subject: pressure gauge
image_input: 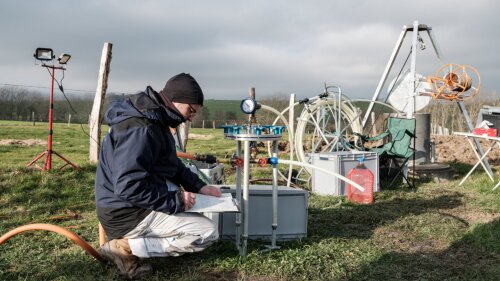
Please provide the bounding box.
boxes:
[240,98,258,114]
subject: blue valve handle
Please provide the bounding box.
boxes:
[268,157,279,165]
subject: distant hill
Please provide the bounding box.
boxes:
[202,99,247,120]
[203,99,241,115]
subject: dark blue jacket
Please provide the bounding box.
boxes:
[95,87,206,238]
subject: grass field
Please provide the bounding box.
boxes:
[0,120,498,281]
[204,100,241,115]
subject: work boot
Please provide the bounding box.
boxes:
[99,238,152,279]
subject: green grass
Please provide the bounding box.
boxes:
[0,120,499,280]
[204,100,241,114]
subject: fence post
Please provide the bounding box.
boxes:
[89,42,113,163]
[68,114,71,126]
[177,122,189,151]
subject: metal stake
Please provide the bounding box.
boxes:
[242,140,250,256]
[266,140,280,250]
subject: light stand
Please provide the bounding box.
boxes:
[27,48,79,171]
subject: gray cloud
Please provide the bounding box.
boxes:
[0,0,498,101]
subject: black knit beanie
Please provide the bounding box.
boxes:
[158,73,204,106]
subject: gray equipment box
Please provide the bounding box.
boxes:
[210,185,308,241]
[310,151,379,196]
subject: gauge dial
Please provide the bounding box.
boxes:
[240,98,257,114]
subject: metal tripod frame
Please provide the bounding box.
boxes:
[362,20,493,176]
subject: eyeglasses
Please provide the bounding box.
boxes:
[188,104,197,114]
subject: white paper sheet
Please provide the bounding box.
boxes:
[185,193,239,213]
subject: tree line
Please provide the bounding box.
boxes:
[0,86,121,123]
[3,86,497,130]
[0,86,248,124]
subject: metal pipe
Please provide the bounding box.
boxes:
[235,141,242,251]
[338,87,342,149]
[362,28,408,127]
[426,28,443,60]
[287,94,295,188]
[46,66,55,170]
[242,140,250,256]
[407,20,419,119]
[415,113,431,164]
[271,140,279,249]
[430,139,436,163]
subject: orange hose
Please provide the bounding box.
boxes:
[176,151,196,160]
[0,223,105,262]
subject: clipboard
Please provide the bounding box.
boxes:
[185,193,240,213]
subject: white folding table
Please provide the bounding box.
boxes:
[453,132,500,190]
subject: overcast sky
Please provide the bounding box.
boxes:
[1,0,498,101]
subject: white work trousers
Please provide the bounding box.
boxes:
[125,211,219,258]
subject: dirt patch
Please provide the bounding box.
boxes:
[189,133,214,140]
[433,135,500,165]
[438,206,499,225]
[375,228,450,254]
[0,139,46,146]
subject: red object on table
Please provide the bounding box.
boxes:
[473,128,498,137]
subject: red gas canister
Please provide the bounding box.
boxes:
[347,157,374,204]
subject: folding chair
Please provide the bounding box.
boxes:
[359,117,416,188]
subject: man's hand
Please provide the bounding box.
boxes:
[182,191,196,210]
[199,185,221,197]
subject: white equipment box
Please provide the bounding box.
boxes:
[192,161,225,184]
[207,185,308,241]
[310,151,379,196]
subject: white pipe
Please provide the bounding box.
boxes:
[260,104,289,128]
[278,159,365,192]
[287,94,295,188]
[242,140,250,256]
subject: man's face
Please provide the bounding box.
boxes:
[173,102,200,122]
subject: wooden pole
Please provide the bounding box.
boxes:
[89,42,113,162]
[249,87,256,124]
[176,122,190,151]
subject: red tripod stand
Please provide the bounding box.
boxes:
[27,64,79,171]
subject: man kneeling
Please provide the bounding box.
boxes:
[95,73,221,279]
